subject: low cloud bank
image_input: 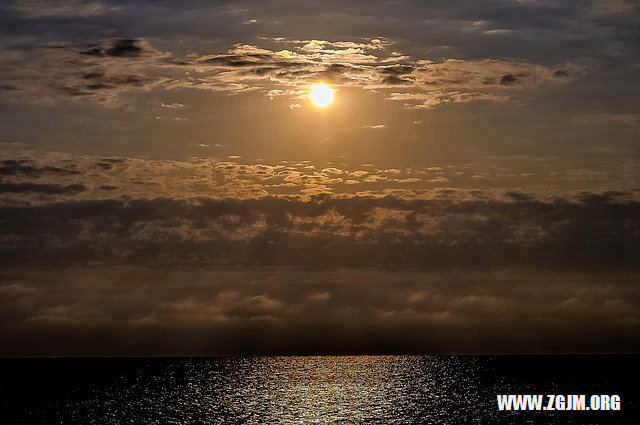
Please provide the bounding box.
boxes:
[1,268,638,355]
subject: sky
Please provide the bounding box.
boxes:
[0,0,639,356]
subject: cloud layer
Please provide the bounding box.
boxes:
[0,152,638,272]
[1,267,638,355]
[0,37,575,107]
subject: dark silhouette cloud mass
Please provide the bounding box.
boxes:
[0,192,639,270]
[0,182,86,195]
[1,267,638,356]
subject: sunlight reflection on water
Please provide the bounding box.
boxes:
[1,355,635,424]
[150,356,486,424]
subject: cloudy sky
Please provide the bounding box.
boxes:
[1,0,639,355]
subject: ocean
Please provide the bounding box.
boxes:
[0,355,637,424]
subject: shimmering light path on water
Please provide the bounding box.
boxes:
[0,356,637,424]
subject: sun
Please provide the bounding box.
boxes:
[309,83,335,108]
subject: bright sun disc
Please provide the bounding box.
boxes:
[309,83,335,108]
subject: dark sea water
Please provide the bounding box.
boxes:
[0,355,637,424]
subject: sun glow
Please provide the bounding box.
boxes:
[309,83,335,108]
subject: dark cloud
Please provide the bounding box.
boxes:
[0,160,80,177]
[552,69,570,78]
[81,38,146,58]
[5,0,109,19]
[0,37,164,104]
[0,182,86,195]
[379,65,415,75]
[380,75,413,85]
[96,162,113,170]
[504,191,532,202]
[0,267,638,355]
[576,190,628,204]
[105,38,144,57]
[499,73,517,85]
[82,71,105,79]
[0,194,638,270]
